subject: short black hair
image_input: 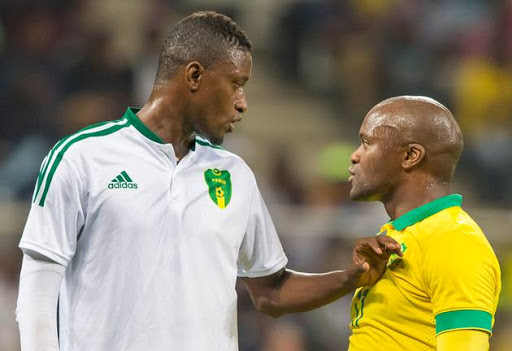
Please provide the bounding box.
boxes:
[154,11,253,85]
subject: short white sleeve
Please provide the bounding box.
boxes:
[19,155,85,266]
[237,183,287,278]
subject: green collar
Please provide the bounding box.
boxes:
[124,107,164,144]
[195,134,223,150]
[124,107,225,151]
[391,194,463,231]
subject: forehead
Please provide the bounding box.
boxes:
[361,107,393,134]
[214,50,252,78]
[360,106,404,141]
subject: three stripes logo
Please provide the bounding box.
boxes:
[108,170,138,189]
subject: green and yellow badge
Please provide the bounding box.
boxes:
[387,242,407,268]
[204,168,232,209]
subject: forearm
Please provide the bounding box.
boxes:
[243,236,401,318]
[437,330,489,351]
[16,252,65,351]
[247,269,357,317]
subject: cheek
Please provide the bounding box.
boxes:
[212,90,235,115]
[362,150,397,181]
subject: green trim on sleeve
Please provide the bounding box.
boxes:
[391,194,463,231]
[435,310,493,335]
[125,107,164,144]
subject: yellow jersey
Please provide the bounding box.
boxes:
[348,194,501,351]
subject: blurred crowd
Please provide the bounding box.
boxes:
[274,0,512,207]
[1,0,512,350]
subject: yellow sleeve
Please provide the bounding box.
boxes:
[437,330,489,351]
[423,229,500,336]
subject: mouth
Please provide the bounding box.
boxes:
[348,168,355,182]
[227,116,242,133]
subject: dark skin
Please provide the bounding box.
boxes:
[137,49,251,160]
[349,98,491,349]
[242,236,402,317]
[134,50,402,317]
[349,95,464,220]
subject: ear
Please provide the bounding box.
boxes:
[402,143,426,170]
[184,61,204,92]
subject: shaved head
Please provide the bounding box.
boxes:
[363,96,463,180]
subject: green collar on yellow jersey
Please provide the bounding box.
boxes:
[391,194,463,231]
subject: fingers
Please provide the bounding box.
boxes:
[356,236,402,258]
[376,236,403,257]
[365,238,385,256]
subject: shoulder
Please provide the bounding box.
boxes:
[420,207,499,278]
[416,206,499,277]
[417,206,491,250]
[33,119,130,206]
[48,118,130,164]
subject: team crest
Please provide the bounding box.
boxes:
[387,242,408,268]
[204,168,232,209]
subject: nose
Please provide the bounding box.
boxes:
[234,94,247,114]
[351,145,362,165]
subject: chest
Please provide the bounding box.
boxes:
[79,148,251,250]
[351,234,433,327]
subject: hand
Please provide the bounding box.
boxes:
[347,235,402,287]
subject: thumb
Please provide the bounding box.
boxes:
[361,262,370,273]
[353,262,370,275]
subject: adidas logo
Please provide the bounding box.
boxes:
[108,171,138,189]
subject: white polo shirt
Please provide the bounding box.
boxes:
[20,107,288,351]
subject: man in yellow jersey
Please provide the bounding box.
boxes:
[347,96,501,351]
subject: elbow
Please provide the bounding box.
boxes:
[253,297,285,318]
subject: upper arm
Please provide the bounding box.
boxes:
[237,181,287,278]
[423,229,501,337]
[241,268,288,296]
[19,149,85,266]
[437,329,489,351]
[241,268,289,316]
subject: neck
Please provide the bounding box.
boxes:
[383,177,452,220]
[136,91,195,160]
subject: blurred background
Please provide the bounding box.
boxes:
[1,0,512,350]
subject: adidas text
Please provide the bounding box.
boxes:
[108,182,138,189]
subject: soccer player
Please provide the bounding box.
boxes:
[16,11,401,351]
[347,96,501,351]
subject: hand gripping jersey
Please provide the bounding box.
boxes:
[348,195,501,351]
[20,107,288,351]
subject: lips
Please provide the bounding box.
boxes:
[348,168,355,182]
[228,117,242,133]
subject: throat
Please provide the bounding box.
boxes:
[174,138,196,162]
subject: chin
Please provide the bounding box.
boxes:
[210,135,225,145]
[349,186,374,202]
[349,191,362,201]
[200,132,224,146]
